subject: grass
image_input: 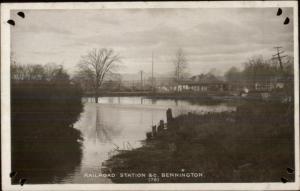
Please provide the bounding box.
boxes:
[104,101,294,183]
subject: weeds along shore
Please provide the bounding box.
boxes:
[103,101,294,183]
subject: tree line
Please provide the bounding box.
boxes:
[11,62,70,83]
[11,59,84,183]
[11,48,294,98]
[224,55,294,94]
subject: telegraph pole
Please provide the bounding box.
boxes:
[140,70,143,91]
[151,52,154,92]
[272,46,291,103]
[272,46,287,71]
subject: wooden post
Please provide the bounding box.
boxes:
[157,120,164,132]
[146,132,152,140]
[166,108,173,123]
[160,120,164,127]
[152,125,157,137]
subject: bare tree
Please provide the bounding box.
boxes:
[11,62,71,83]
[76,48,121,103]
[173,48,188,92]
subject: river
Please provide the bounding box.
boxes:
[61,97,235,183]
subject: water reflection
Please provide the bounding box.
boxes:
[95,107,112,143]
[62,97,235,183]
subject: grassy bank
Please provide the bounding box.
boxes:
[104,101,294,183]
[11,81,84,184]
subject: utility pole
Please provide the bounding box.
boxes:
[272,46,290,102]
[152,52,154,92]
[177,61,180,93]
[272,46,287,71]
[140,70,143,91]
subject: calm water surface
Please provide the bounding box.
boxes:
[61,97,235,183]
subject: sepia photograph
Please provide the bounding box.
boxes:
[1,1,299,190]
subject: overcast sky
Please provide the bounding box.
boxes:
[11,8,294,75]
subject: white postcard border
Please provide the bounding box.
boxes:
[1,1,299,191]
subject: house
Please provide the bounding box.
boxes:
[253,76,288,92]
[177,74,227,92]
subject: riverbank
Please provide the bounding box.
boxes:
[11,81,84,184]
[84,90,290,104]
[85,91,228,98]
[103,101,294,183]
[84,92,235,106]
